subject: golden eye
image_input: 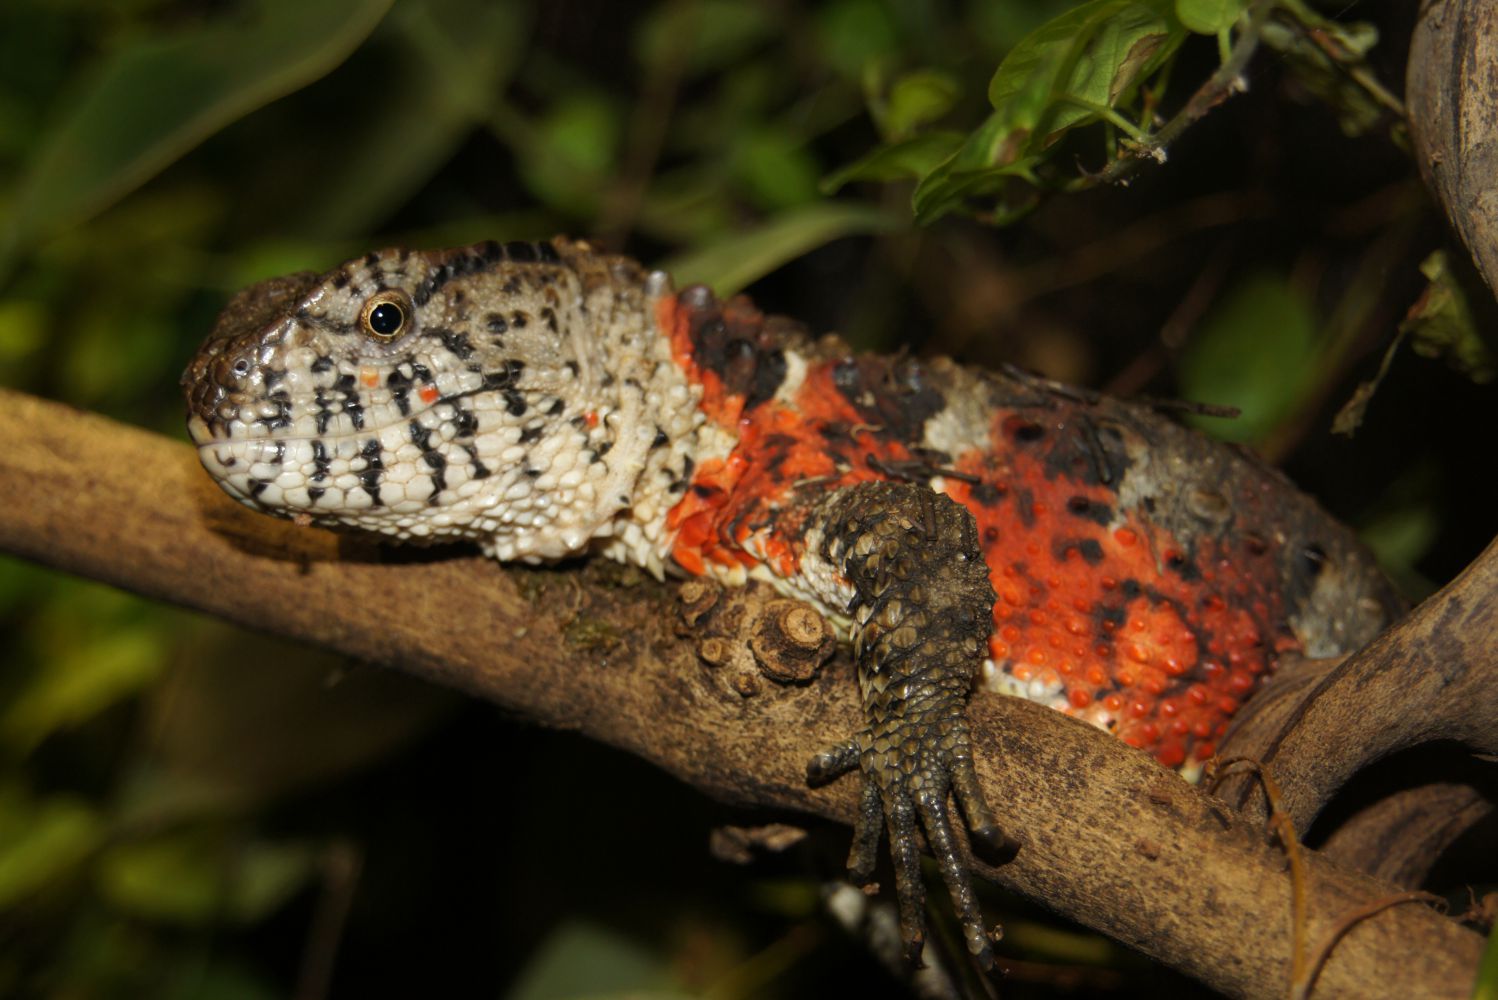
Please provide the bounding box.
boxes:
[360,291,411,342]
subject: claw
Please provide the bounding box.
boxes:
[917,786,997,969]
[805,482,1010,972]
[952,753,1020,864]
[847,775,884,884]
[884,795,927,963]
[807,737,860,785]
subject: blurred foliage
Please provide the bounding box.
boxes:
[0,0,1493,997]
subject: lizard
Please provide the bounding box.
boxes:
[181,237,1403,969]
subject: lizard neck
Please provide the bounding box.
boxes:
[481,253,728,574]
[560,286,732,577]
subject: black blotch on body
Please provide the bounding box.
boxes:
[387,368,412,416]
[1165,550,1201,582]
[453,408,479,438]
[673,290,798,418]
[357,438,384,505]
[830,355,947,445]
[422,447,448,499]
[1065,494,1113,526]
[330,373,365,430]
[314,389,333,435]
[414,245,521,306]
[311,440,330,483]
[1094,602,1128,639]
[461,444,491,479]
[969,481,1006,507]
[434,327,474,361]
[1056,537,1105,565]
[343,396,364,431]
[482,360,525,390]
[1014,488,1036,528]
[1010,420,1046,443]
[1041,415,1131,488]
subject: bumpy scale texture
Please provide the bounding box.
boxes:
[184,238,1403,967]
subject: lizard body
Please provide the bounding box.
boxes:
[183,237,1402,967]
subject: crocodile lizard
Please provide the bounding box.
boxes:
[182,237,1402,968]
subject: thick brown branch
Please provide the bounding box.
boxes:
[0,387,1483,999]
[1216,535,1498,828]
[1409,0,1498,294]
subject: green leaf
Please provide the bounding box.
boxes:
[506,921,679,1000]
[520,94,623,217]
[911,111,1041,223]
[1177,272,1321,443]
[97,830,314,925]
[634,0,776,76]
[1,622,165,751]
[816,0,900,80]
[822,131,966,193]
[659,203,904,296]
[1400,250,1495,383]
[1,0,394,266]
[987,0,1180,143]
[1359,503,1437,586]
[1260,13,1385,137]
[0,298,46,385]
[1474,921,1498,1000]
[733,127,824,209]
[906,0,1187,223]
[0,785,103,908]
[298,0,527,239]
[882,70,962,138]
[1175,0,1248,35]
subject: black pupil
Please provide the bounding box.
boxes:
[369,302,404,336]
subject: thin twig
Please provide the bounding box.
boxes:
[1091,0,1275,188]
[1209,757,1310,995]
[1295,892,1447,1000]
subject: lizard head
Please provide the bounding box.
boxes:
[182,238,675,560]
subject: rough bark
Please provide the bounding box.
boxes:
[0,387,1484,999]
[1408,0,1498,293]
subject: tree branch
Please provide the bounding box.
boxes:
[1408,0,1498,294]
[0,387,1483,999]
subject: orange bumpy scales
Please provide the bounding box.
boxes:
[655,285,1397,774]
[183,237,1402,967]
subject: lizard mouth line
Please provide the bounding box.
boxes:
[191,384,524,452]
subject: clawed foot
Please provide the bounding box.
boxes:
[808,726,1019,970]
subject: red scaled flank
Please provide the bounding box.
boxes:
[657,290,1308,769]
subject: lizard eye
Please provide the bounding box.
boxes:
[360,291,412,342]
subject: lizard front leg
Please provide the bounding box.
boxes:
[805,481,1017,969]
